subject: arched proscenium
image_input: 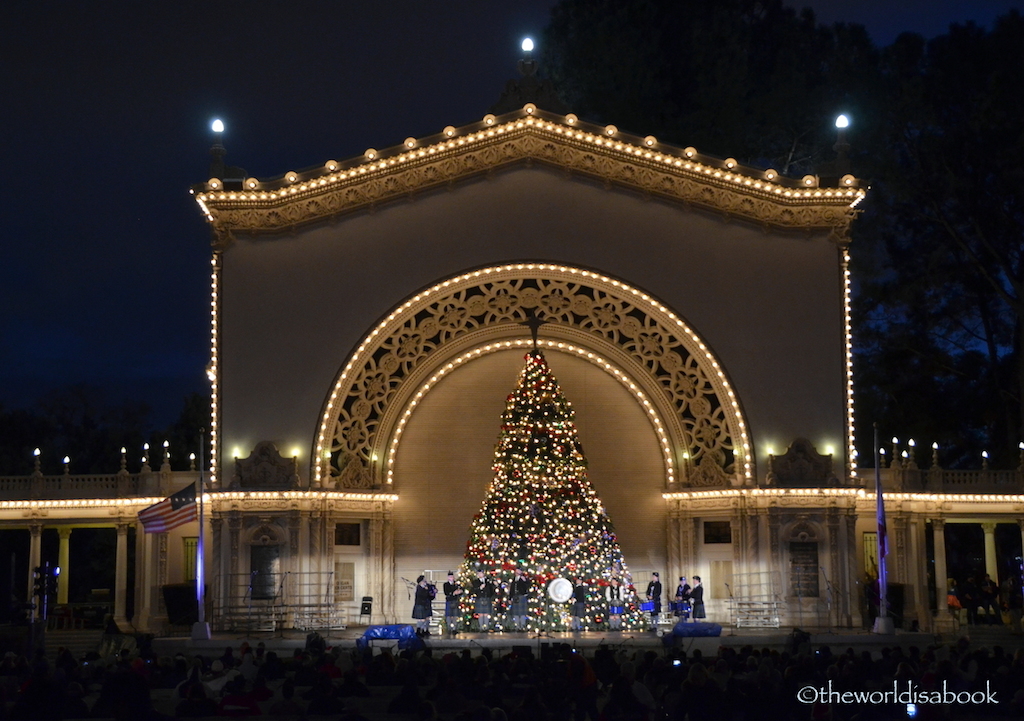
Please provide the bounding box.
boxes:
[384,338,675,486]
[314,264,752,488]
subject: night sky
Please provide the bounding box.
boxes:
[2,1,1020,428]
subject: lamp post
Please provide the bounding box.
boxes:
[834,114,851,176]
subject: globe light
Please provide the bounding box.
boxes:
[211,118,225,133]
[521,37,534,53]
[835,114,850,129]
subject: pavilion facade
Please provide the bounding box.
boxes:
[3,104,1023,634]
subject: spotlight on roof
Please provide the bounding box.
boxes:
[521,37,534,53]
[835,114,850,129]
[211,118,225,133]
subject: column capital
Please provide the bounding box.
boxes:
[58,527,73,540]
[29,522,43,537]
[932,518,946,532]
[116,521,130,535]
[981,522,997,534]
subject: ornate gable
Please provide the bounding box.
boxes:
[765,438,839,488]
[231,441,300,490]
[194,106,865,244]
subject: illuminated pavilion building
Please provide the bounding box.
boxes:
[4,67,1024,636]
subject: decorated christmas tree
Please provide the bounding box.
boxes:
[458,348,643,631]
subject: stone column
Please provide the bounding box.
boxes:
[679,515,696,576]
[382,510,395,622]
[827,509,841,627]
[134,524,157,633]
[893,516,909,584]
[27,523,42,607]
[368,516,384,624]
[932,519,947,612]
[768,508,782,584]
[57,527,72,604]
[981,522,998,582]
[845,512,859,627]
[666,508,680,585]
[114,522,130,627]
[1019,519,1024,574]
[211,516,223,613]
[745,513,759,579]
[910,519,932,632]
[730,517,743,576]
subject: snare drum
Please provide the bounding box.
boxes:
[640,601,656,612]
[610,606,625,615]
[670,601,690,613]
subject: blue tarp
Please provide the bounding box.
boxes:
[357,624,424,650]
[671,621,723,637]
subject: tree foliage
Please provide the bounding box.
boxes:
[544,1,1024,467]
[0,389,210,475]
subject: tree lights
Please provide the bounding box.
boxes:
[457,350,643,632]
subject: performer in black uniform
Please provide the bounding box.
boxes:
[690,575,706,620]
[674,576,692,621]
[510,568,530,631]
[442,571,463,635]
[472,570,497,631]
[606,576,626,630]
[571,579,587,631]
[412,575,435,635]
[646,572,662,629]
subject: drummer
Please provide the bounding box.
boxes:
[674,576,692,622]
[645,572,662,629]
[606,576,626,630]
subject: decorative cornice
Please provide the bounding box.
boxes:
[193,106,865,241]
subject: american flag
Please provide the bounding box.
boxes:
[139,483,197,533]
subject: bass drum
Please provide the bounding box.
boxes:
[548,577,574,603]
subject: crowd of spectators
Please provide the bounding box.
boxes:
[1,631,1024,721]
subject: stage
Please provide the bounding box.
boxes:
[150,623,955,660]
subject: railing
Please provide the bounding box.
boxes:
[0,470,197,500]
[213,571,346,633]
[858,466,1024,494]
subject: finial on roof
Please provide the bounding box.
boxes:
[490,38,569,115]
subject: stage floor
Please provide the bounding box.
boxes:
[151,624,963,659]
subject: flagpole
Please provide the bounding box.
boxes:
[873,422,893,634]
[191,429,211,640]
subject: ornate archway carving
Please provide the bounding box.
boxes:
[314,264,753,488]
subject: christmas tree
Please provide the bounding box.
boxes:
[457,349,643,631]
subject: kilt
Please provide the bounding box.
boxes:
[511,595,529,616]
[572,601,586,617]
[445,598,460,617]
[412,602,432,620]
[692,602,706,619]
[475,597,494,615]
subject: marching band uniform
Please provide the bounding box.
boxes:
[443,571,463,634]
[646,572,662,628]
[472,571,497,631]
[412,575,435,635]
[606,578,626,630]
[571,581,587,631]
[675,577,692,621]
[690,576,706,620]
[510,570,531,631]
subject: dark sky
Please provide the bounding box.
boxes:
[2,1,1020,427]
